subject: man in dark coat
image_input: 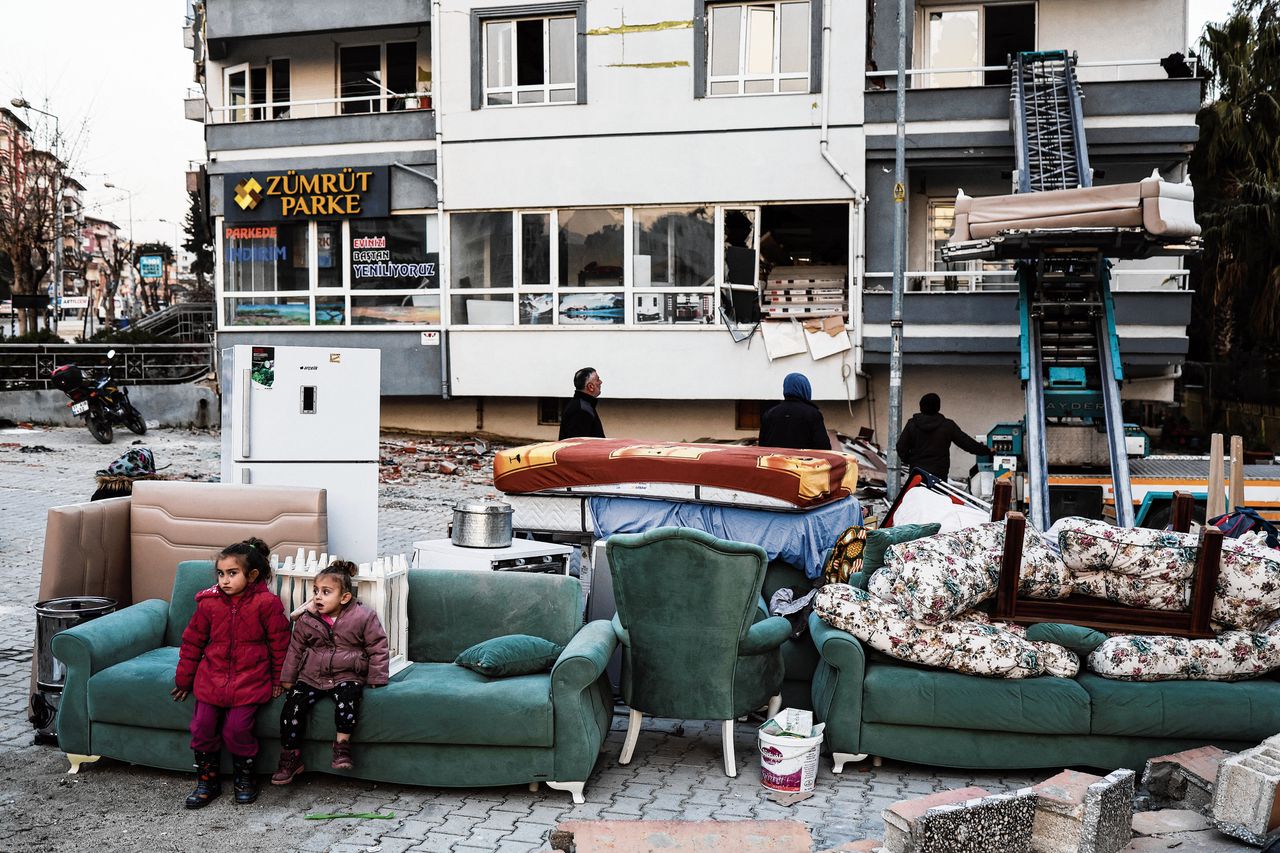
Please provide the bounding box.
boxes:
[896,393,992,478]
[558,367,605,439]
[759,373,831,451]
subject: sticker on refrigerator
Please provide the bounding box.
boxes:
[251,346,275,389]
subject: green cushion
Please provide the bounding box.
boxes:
[455,634,564,677]
[88,647,192,730]
[865,524,942,573]
[762,560,810,602]
[1080,672,1280,741]
[1026,623,1108,656]
[861,661,1092,735]
[166,561,217,647]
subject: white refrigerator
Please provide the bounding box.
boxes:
[221,344,380,562]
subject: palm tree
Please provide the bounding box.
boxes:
[1189,0,1280,359]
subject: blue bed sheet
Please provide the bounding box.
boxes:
[589,495,862,579]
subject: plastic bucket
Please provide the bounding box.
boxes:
[34,597,116,690]
[758,728,824,793]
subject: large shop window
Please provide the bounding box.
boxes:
[706,1,811,96]
[221,215,440,328]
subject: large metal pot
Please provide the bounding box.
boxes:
[452,499,514,548]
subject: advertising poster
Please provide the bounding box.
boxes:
[251,346,275,389]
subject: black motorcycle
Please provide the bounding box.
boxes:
[49,350,147,444]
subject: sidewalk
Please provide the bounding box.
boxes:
[0,427,1050,852]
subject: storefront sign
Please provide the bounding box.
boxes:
[224,166,390,222]
[140,255,163,280]
[349,230,438,288]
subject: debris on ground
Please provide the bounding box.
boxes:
[377,433,507,487]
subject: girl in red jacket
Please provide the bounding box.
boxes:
[171,538,290,809]
[271,560,389,785]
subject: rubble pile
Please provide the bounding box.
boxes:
[378,433,507,487]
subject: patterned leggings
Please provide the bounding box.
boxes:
[279,681,364,750]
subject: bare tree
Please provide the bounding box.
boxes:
[94,232,129,330]
[0,102,82,335]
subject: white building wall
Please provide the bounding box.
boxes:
[1038,0,1188,82]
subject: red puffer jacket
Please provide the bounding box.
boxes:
[174,581,291,707]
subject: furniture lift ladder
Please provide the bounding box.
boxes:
[1012,51,1133,529]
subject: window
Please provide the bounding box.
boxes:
[558,208,623,287]
[340,41,420,114]
[223,60,290,122]
[537,398,563,425]
[927,199,1014,290]
[221,215,441,328]
[706,1,811,96]
[483,16,576,105]
[471,3,584,109]
[920,3,1035,88]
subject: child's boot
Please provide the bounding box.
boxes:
[232,755,259,805]
[271,748,304,785]
[184,750,222,809]
[331,740,354,770]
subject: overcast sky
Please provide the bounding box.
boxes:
[0,0,1239,249]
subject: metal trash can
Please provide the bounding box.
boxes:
[31,596,116,742]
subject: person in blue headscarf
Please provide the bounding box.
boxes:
[759,372,831,451]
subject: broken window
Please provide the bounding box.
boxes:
[919,2,1036,88]
[707,1,811,96]
[484,15,577,106]
[340,42,420,114]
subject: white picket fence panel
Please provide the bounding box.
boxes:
[271,549,411,676]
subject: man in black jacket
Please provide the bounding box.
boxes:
[896,393,992,479]
[558,367,605,439]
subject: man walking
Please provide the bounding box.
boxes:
[559,367,605,439]
[896,393,991,479]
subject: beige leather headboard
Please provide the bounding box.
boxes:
[130,481,327,603]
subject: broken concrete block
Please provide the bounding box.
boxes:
[1031,769,1134,853]
[883,787,990,853]
[885,787,1036,853]
[1142,746,1232,814]
[1211,734,1280,846]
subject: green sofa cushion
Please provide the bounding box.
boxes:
[781,633,820,683]
[862,661,1092,735]
[166,561,216,647]
[89,652,555,748]
[1026,623,1108,657]
[455,635,564,677]
[865,524,941,573]
[1080,672,1280,741]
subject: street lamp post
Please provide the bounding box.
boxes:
[10,98,60,333]
[103,181,134,321]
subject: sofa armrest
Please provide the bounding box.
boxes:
[611,613,630,648]
[551,619,618,784]
[808,611,868,756]
[51,599,168,756]
[742,616,792,655]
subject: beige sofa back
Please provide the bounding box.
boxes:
[129,481,328,603]
[38,481,327,608]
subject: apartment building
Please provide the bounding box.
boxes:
[192,0,1195,454]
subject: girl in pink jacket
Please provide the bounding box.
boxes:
[271,560,389,784]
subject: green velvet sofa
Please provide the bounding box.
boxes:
[810,572,1280,774]
[53,562,616,803]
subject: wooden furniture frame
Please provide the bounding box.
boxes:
[993,490,1223,639]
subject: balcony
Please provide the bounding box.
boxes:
[205,92,436,151]
[859,270,1191,375]
[205,0,429,55]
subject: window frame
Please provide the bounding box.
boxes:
[222,59,290,123]
[915,1,1038,89]
[470,2,587,110]
[695,0,822,98]
[338,40,422,114]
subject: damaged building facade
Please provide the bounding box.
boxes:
[192,0,1194,463]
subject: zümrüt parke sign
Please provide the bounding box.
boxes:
[224,167,390,222]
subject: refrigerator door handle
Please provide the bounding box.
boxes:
[240,466,251,484]
[241,369,252,459]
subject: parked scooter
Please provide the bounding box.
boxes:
[49,350,146,444]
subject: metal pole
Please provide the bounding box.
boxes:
[886,0,909,498]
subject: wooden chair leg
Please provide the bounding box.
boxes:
[619,709,642,765]
[722,720,737,777]
[766,694,782,719]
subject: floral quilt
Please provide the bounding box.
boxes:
[814,583,1079,679]
[1088,617,1280,681]
[1215,538,1280,630]
[1058,518,1197,612]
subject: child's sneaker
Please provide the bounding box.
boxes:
[331,741,353,770]
[271,748,304,785]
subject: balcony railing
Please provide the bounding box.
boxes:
[863,269,1189,293]
[866,57,1198,89]
[204,91,433,125]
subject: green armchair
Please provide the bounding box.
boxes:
[606,527,790,776]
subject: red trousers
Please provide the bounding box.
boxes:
[189,701,260,757]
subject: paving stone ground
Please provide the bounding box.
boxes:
[0,426,1127,852]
